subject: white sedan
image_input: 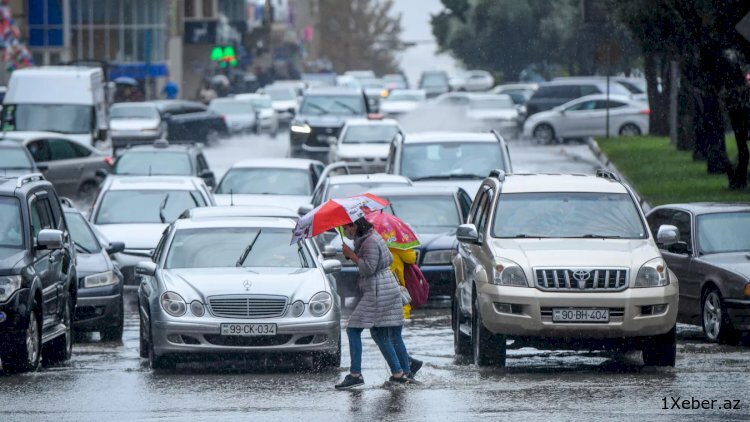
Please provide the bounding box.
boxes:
[523,94,650,143]
[328,118,401,172]
[379,89,426,117]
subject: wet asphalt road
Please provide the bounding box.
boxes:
[1,130,749,421]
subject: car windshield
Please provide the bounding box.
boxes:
[343,125,399,144]
[387,93,423,102]
[0,197,23,252]
[165,228,313,269]
[470,98,514,109]
[249,98,273,109]
[492,192,647,239]
[385,195,459,233]
[421,74,448,87]
[327,182,406,201]
[65,211,102,253]
[697,212,750,254]
[300,95,365,116]
[401,142,505,181]
[0,148,34,169]
[95,190,204,224]
[2,104,92,134]
[266,88,296,101]
[215,168,312,196]
[110,106,159,119]
[210,101,254,115]
[114,151,192,175]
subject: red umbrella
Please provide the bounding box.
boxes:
[290,193,389,244]
[365,211,421,250]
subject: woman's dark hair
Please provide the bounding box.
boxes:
[354,217,373,237]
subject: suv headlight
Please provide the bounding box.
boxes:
[161,291,187,317]
[0,275,22,302]
[635,258,670,288]
[491,258,529,287]
[309,291,332,317]
[83,271,117,288]
[290,123,311,134]
[422,250,454,265]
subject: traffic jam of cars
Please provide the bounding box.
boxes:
[0,64,747,385]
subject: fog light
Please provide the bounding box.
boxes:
[0,311,6,323]
[652,304,668,315]
[493,302,522,314]
[167,334,183,344]
[312,334,328,344]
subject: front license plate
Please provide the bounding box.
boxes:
[220,323,277,336]
[552,308,609,323]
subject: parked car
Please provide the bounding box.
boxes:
[2,131,112,200]
[523,94,650,143]
[464,70,495,92]
[136,215,342,369]
[234,93,280,136]
[385,131,512,198]
[525,79,631,117]
[328,118,401,172]
[452,171,679,367]
[646,203,750,344]
[382,73,409,90]
[263,86,299,123]
[466,94,520,137]
[208,98,257,134]
[214,158,325,210]
[111,140,216,189]
[379,89,426,117]
[109,102,166,151]
[0,174,76,372]
[62,202,125,341]
[418,71,451,98]
[151,100,228,147]
[553,76,648,103]
[491,83,539,106]
[89,176,215,288]
[0,139,38,177]
[289,87,370,162]
[431,92,473,108]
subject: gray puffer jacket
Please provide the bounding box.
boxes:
[347,229,404,329]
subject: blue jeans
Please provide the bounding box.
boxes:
[346,327,364,374]
[370,326,410,375]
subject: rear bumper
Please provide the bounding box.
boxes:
[724,299,750,331]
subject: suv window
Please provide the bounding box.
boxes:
[30,195,54,245]
[476,189,494,240]
[536,85,580,98]
[0,196,23,250]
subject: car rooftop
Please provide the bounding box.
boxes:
[110,102,157,108]
[304,87,363,96]
[403,132,499,144]
[174,216,296,230]
[182,206,298,220]
[327,173,411,184]
[344,118,399,126]
[653,202,750,214]
[0,131,82,141]
[497,173,629,194]
[106,176,204,190]
[125,143,196,152]
[229,158,320,170]
[369,185,461,196]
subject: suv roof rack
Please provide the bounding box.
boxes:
[596,169,621,182]
[16,173,45,188]
[489,169,506,182]
[490,129,506,143]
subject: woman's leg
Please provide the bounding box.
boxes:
[389,326,411,375]
[346,327,364,375]
[370,326,404,375]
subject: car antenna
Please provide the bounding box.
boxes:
[230,189,234,206]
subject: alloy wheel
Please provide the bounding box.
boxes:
[703,291,722,341]
[26,312,40,364]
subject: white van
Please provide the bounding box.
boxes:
[1,66,110,147]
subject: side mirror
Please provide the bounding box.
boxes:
[97,128,108,141]
[36,163,49,172]
[95,168,109,179]
[37,229,64,250]
[669,241,690,255]
[106,241,125,255]
[298,204,313,217]
[456,224,480,244]
[199,169,215,180]
[656,224,679,247]
[323,245,337,259]
[322,259,342,274]
[135,261,157,276]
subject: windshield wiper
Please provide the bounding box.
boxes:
[580,234,622,239]
[411,174,485,181]
[304,103,328,115]
[158,193,170,223]
[333,100,359,115]
[513,234,550,238]
[236,230,262,267]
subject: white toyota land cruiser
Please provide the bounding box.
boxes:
[452,170,679,367]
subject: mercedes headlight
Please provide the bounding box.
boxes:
[309,292,332,317]
[290,300,305,317]
[190,300,205,317]
[83,271,117,288]
[635,258,670,288]
[422,250,454,265]
[291,123,311,134]
[491,258,529,287]
[0,275,22,302]
[161,291,187,317]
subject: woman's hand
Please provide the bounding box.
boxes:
[342,244,358,263]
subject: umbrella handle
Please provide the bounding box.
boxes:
[337,228,351,260]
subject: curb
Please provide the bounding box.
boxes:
[585,137,652,212]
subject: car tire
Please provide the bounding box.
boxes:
[452,291,471,356]
[618,123,642,136]
[312,335,341,370]
[101,295,124,342]
[532,123,555,144]
[471,292,506,367]
[139,308,149,359]
[642,325,676,367]
[44,294,74,365]
[702,287,740,345]
[148,321,175,370]
[1,303,42,373]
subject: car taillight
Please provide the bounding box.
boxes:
[639,109,651,115]
[104,156,114,166]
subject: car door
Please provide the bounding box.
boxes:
[30,138,86,197]
[457,186,489,312]
[29,191,58,328]
[560,99,598,137]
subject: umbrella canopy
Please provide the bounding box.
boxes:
[113,76,138,86]
[365,211,420,250]
[291,193,389,244]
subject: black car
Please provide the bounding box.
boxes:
[110,140,216,189]
[0,140,38,177]
[62,201,125,341]
[289,87,370,163]
[154,100,229,146]
[646,203,750,344]
[0,174,76,372]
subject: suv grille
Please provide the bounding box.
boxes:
[208,295,288,319]
[535,268,628,291]
[306,126,343,148]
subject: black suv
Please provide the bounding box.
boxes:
[0,174,77,372]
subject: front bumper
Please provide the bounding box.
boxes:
[74,292,122,331]
[724,298,750,331]
[0,288,32,334]
[112,133,161,150]
[333,157,387,173]
[421,265,454,297]
[478,282,679,339]
[151,315,340,356]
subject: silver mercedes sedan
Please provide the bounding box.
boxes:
[135,215,342,370]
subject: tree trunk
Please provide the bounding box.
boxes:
[727,99,750,190]
[693,90,730,174]
[644,53,670,136]
[676,76,696,151]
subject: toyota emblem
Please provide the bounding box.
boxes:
[243,280,252,291]
[572,270,590,282]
